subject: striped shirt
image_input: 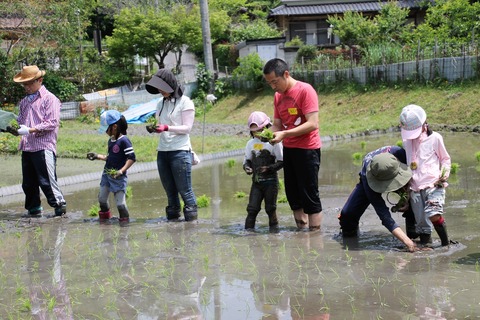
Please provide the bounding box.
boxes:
[17,85,61,153]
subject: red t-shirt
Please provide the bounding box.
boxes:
[273,81,321,149]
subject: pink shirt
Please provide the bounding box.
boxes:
[17,85,61,153]
[403,131,451,191]
[273,81,321,149]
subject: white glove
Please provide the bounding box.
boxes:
[17,125,30,136]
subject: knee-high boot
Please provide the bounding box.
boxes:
[434,222,449,246]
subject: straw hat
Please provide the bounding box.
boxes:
[13,65,46,83]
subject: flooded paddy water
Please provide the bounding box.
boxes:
[1,132,480,319]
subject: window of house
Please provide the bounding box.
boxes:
[289,20,332,45]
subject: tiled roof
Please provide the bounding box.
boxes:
[270,0,423,16]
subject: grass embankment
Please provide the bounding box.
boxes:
[4,82,480,163]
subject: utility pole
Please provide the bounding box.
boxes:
[199,0,215,92]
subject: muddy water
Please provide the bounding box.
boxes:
[1,132,480,319]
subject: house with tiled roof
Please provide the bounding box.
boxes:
[269,0,427,47]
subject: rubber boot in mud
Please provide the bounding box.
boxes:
[419,233,432,245]
[166,206,181,221]
[183,205,198,222]
[98,210,112,220]
[434,222,449,246]
[268,211,279,232]
[118,206,130,225]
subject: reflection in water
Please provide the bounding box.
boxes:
[27,224,73,319]
[1,132,480,318]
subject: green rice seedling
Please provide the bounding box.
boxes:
[126,185,132,198]
[352,152,363,161]
[396,140,403,147]
[146,115,157,126]
[9,119,19,130]
[257,128,274,142]
[196,194,211,208]
[104,168,119,177]
[360,141,366,150]
[87,204,100,217]
[450,162,459,174]
[475,151,480,162]
[226,158,236,168]
[234,191,246,198]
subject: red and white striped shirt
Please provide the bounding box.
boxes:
[17,85,61,153]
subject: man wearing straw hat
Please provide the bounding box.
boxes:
[9,65,67,217]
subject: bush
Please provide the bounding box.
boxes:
[296,45,318,63]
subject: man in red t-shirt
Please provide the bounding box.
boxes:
[263,58,323,231]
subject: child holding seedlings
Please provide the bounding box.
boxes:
[400,104,452,246]
[87,110,136,223]
[243,111,283,231]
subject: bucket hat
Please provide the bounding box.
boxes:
[247,111,271,130]
[366,153,412,193]
[99,110,122,133]
[13,65,46,83]
[399,104,426,140]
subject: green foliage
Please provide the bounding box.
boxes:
[296,45,318,63]
[43,72,78,102]
[232,53,264,84]
[285,36,304,47]
[475,151,480,162]
[277,195,288,203]
[410,0,480,45]
[234,191,247,198]
[352,152,363,160]
[229,20,283,43]
[226,159,236,168]
[196,194,211,208]
[450,163,459,174]
[87,204,100,217]
[214,43,238,69]
[328,11,378,47]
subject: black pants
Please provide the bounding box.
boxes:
[22,150,65,211]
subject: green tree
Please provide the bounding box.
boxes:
[230,20,283,43]
[328,11,377,47]
[374,2,411,43]
[410,0,480,45]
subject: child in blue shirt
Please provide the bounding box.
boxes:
[87,110,136,223]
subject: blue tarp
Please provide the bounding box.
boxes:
[122,98,160,124]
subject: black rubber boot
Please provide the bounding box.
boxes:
[166,206,181,221]
[245,216,256,229]
[434,222,449,246]
[419,233,432,245]
[183,205,198,222]
[403,209,418,239]
[118,206,130,224]
[267,211,279,232]
[341,227,359,238]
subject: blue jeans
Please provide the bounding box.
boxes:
[157,150,196,208]
[339,174,399,233]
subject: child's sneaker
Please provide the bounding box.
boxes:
[54,204,67,216]
[22,206,43,217]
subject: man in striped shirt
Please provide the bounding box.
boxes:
[11,65,66,217]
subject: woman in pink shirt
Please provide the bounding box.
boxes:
[400,104,451,246]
